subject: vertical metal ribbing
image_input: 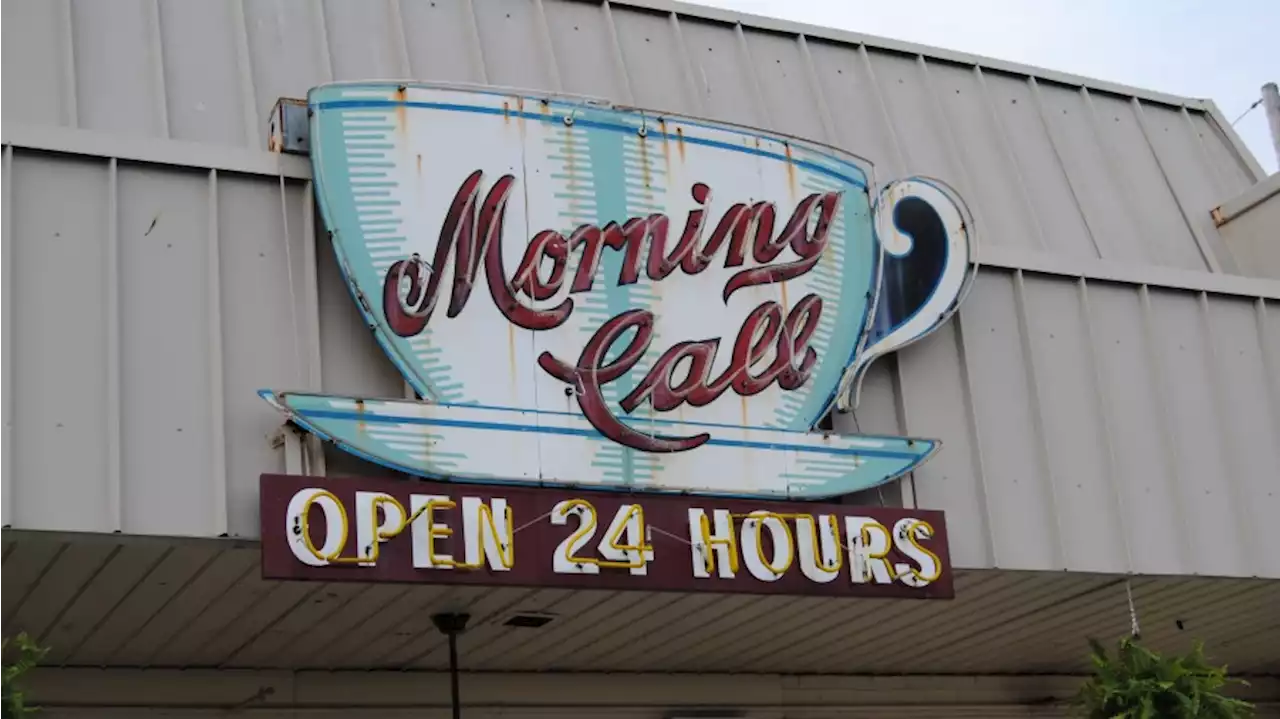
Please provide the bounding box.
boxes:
[1136,284,1195,574]
[668,12,704,115]
[229,0,261,147]
[796,35,837,145]
[462,0,490,85]
[1257,299,1280,449]
[314,0,335,81]
[300,180,327,476]
[105,158,123,532]
[207,170,228,535]
[916,55,987,235]
[1026,76,1105,260]
[532,0,564,92]
[1197,291,1257,575]
[857,44,907,175]
[1076,278,1134,573]
[973,66,1048,251]
[58,0,79,128]
[147,0,171,138]
[388,0,413,78]
[733,23,769,128]
[950,310,999,567]
[1011,269,1066,569]
[601,2,636,104]
[1130,97,1226,273]
[1179,106,1229,197]
[1079,87,1158,264]
[2,146,15,527]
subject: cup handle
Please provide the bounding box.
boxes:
[835,176,977,411]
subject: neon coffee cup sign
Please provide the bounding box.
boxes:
[261,83,976,500]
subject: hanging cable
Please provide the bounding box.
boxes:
[1232,98,1263,127]
[1126,579,1141,639]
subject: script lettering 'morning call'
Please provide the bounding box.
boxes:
[381,172,840,452]
[260,83,977,501]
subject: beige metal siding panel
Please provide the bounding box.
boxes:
[1021,276,1128,573]
[1147,288,1251,577]
[1033,83,1138,263]
[10,154,113,532]
[398,0,488,84]
[739,32,826,143]
[803,39,903,178]
[892,316,994,568]
[155,0,253,146]
[607,7,695,111]
[1204,297,1280,577]
[240,0,333,147]
[2,148,13,527]
[321,0,406,81]
[1088,93,1204,270]
[542,1,624,100]
[1084,283,1189,575]
[955,273,1059,570]
[980,72,1095,258]
[214,176,316,538]
[472,0,558,90]
[69,0,167,138]
[314,226,407,398]
[1188,111,1258,199]
[862,52,959,187]
[673,18,765,126]
[927,63,1042,255]
[1,0,77,128]
[117,166,216,535]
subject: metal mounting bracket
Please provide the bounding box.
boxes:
[268,98,310,155]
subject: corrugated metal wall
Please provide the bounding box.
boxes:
[3,0,1279,578]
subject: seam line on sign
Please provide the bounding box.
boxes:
[292,409,923,459]
[287,398,924,442]
[311,100,869,187]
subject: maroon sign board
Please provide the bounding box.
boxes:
[260,474,954,599]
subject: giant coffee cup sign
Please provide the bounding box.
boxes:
[260,83,977,502]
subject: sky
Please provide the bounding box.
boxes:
[694,0,1279,176]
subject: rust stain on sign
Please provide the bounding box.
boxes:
[393,86,409,135]
[659,118,671,175]
[676,126,686,163]
[784,142,797,201]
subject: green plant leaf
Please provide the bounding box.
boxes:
[1075,636,1255,718]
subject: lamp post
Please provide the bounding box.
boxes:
[431,612,471,719]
